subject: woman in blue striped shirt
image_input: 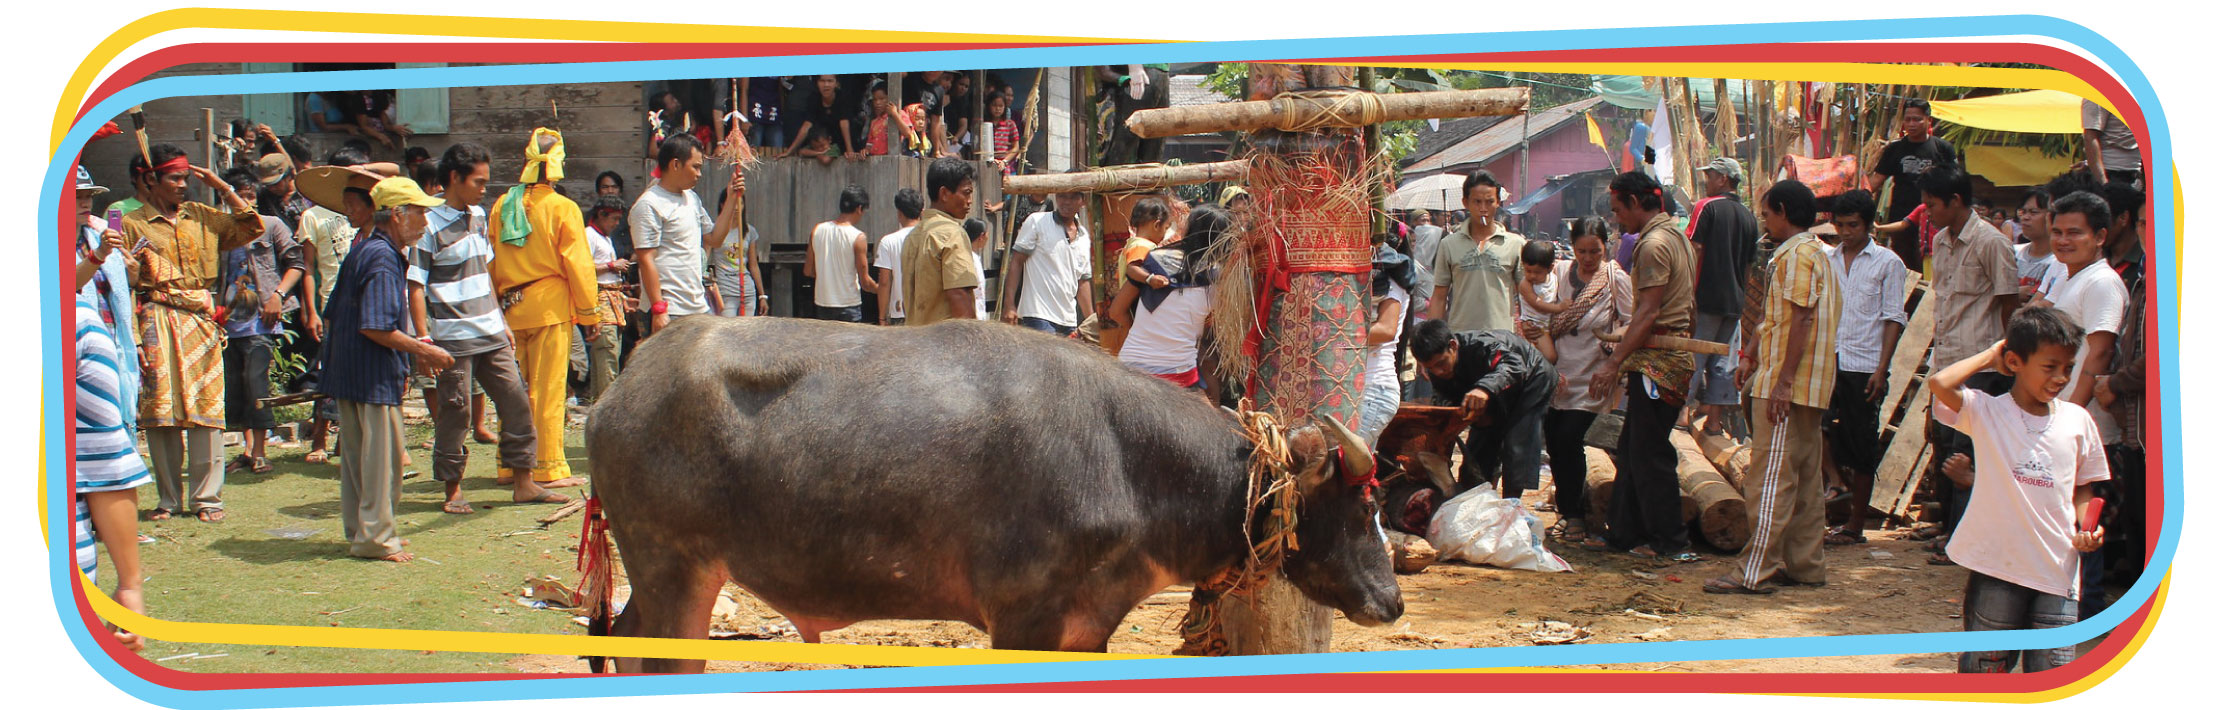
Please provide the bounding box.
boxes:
[76,296,153,651]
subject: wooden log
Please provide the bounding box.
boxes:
[1584,446,1617,525]
[1598,331,1733,356]
[1002,160,1249,195]
[1127,87,1530,139]
[1691,429,1750,490]
[1671,430,1750,552]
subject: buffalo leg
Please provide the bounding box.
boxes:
[612,553,723,674]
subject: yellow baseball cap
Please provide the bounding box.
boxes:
[371,177,443,209]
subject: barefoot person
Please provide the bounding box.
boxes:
[409,143,565,512]
[312,174,454,562]
[489,129,609,490]
[118,144,265,524]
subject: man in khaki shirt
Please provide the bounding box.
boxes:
[903,158,983,326]
[1427,170,1525,334]
[1919,164,2020,563]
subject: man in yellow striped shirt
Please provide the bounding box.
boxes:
[488,128,601,488]
[1708,179,1842,595]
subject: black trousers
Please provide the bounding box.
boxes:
[1543,409,1598,520]
[1607,373,1691,555]
[2108,444,2148,583]
[1457,377,1553,500]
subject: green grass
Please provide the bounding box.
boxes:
[99,419,599,674]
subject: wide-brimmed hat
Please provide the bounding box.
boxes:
[296,165,385,213]
[74,165,107,196]
[254,152,293,186]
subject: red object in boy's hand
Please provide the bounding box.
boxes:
[2081,498,2105,533]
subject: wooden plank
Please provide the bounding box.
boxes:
[1871,375,1933,519]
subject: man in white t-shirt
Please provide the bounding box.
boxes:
[630,134,738,336]
[1001,190,1096,336]
[2030,192,2127,435]
[873,188,924,325]
[806,185,876,322]
[582,196,631,401]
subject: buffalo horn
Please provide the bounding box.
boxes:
[1318,415,1375,484]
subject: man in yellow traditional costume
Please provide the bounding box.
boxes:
[121,143,265,523]
[488,128,601,488]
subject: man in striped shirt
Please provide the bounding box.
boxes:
[1708,179,1842,595]
[76,296,154,651]
[408,143,558,514]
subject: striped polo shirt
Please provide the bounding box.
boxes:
[407,205,509,356]
[75,298,152,583]
[1745,232,1843,409]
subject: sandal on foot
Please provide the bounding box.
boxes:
[147,509,173,522]
[1667,551,1704,563]
[442,500,474,515]
[224,455,253,473]
[1702,577,1776,595]
[195,508,226,523]
[251,456,272,474]
[1928,552,1956,566]
[1579,537,1614,552]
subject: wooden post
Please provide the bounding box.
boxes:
[1126,87,1529,138]
[888,72,906,155]
[200,108,217,204]
[1003,160,1249,194]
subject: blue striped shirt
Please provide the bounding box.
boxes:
[76,298,151,582]
[319,232,413,406]
[407,205,508,356]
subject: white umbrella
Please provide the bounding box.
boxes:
[1387,173,1467,212]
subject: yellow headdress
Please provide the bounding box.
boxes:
[521,127,566,183]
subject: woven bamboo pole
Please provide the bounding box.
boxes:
[1126,87,1529,139]
[1002,160,1249,195]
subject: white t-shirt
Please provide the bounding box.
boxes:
[810,221,866,308]
[2042,259,2129,442]
[585,225,622,285]
[1119,285,1215,375]
[873,226,914,319]
[2014,243,2056,296]
[629,184,716,316]
[712,226,758,297]
[1011,211,1094,327]
[1938,389,2110,599]
[1365,282,1410,394]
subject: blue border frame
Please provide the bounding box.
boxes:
[40,13,2178,707]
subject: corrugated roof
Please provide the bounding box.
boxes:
[1400,96,1606,177]
[1169,74,1233,108]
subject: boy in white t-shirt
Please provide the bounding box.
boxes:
[1927,306,2108,673]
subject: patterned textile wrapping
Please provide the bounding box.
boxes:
[595,285,628,327]
[1255,274,1367,425]
[1547,260,1625,337]
[1783,154,1860,198]
[123,202,263,428]
[1622,328,1697,408]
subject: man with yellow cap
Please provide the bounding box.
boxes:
[119,143,265,524]
[316,174,453,562]
[488,128,601,489]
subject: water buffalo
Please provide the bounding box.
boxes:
[585,316,1401,672]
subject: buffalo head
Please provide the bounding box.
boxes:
[1278,416,1404,626]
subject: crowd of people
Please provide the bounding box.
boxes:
[67,87,2150,675]
[646,71,1038,169]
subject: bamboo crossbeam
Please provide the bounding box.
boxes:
[1126,87,1530,139]
[1002,160,1249,195]
[1598,331,1733,357]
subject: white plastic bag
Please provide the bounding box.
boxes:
[1425,483,1573,573]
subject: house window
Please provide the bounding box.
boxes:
[240,63,450,139]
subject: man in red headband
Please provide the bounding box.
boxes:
[118,143,265,523]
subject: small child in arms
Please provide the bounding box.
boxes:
[1513,239,1560,362]
[1926,306,2108,674]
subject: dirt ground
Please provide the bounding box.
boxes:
[509,504,1974,675]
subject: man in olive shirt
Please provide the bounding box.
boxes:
[1587,170,1700,562]
[1427,170,1525,334]
[903,158,982,326]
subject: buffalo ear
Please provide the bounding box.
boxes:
[1287,424,1334,495]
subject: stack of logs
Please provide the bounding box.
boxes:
[1582,428,1754,552]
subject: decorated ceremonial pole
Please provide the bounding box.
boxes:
[1130,67,1527,656]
